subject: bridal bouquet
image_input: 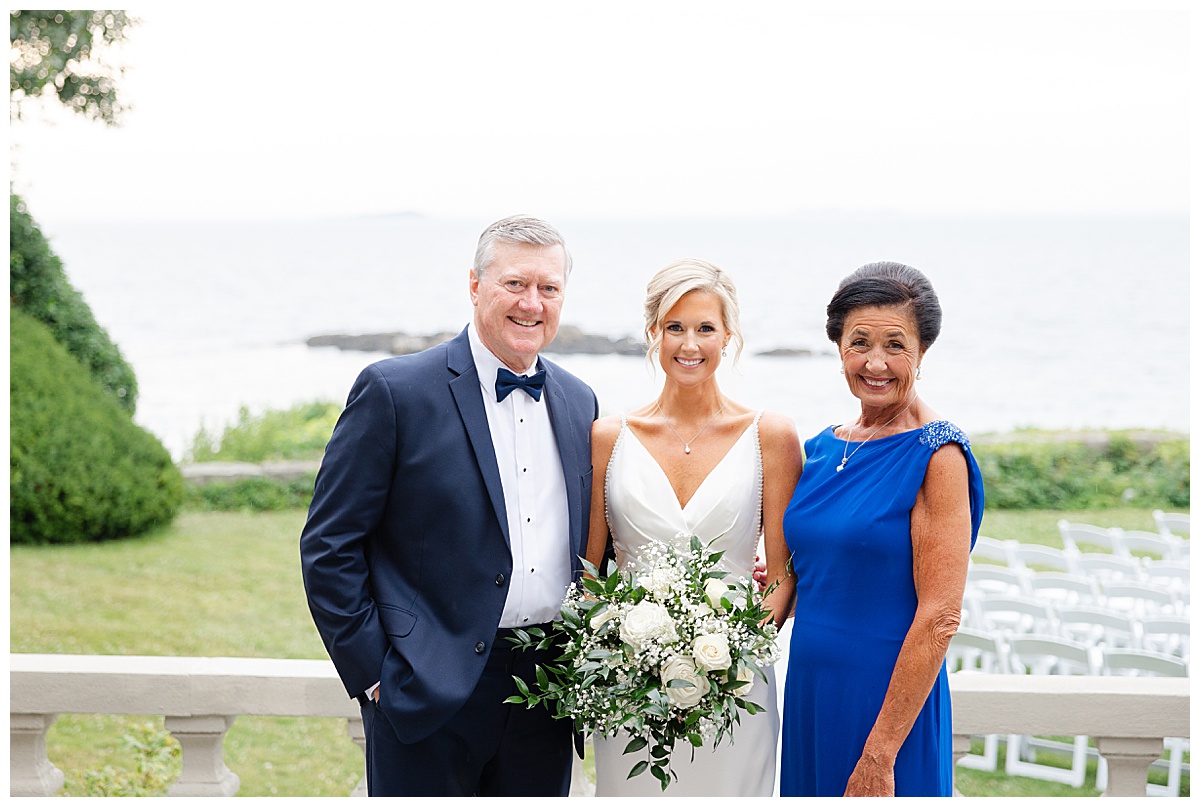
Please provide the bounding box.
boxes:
[505,533,780,790]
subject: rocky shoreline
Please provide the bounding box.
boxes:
[306,324,645,356]
[306,325,825,358]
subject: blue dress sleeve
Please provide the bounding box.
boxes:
[919,420,986,548]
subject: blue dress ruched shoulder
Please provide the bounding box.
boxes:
[779,420,985,797]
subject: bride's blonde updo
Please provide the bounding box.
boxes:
[643,258,744,364]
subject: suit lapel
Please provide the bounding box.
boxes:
[446,330,510,546]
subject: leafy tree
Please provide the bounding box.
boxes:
[10,9,135,125]
[10,193,138,412]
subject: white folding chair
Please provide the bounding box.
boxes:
[960,589,987,630]
[967,563,1028,597]
[1027,572,1099,608]
[1101,648,1189,796]
[1011,542,1078,574]
[948,627,1010,772]
[1100,580,1181,617]
[1141,560,1189,591]
[1137,615,1190,661]
[1075,552,1145,583]
[1058,520,1129,558]
[979,594,1057,637]
[1119,529,1177,561]
[1004,635,1102,788]
[1152,510,1190,560]
[1152,509,1190,539]
[1055,605,1138,650]
[973,534,1019,568]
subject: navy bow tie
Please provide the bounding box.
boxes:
[495,367,546,402]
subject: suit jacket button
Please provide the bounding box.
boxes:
[475,641,486,654]
[495,573,505,586]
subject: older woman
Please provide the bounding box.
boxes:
[776,262,984,796]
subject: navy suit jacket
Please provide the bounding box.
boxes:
[300,327,598,743]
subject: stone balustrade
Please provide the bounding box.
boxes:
[10,654,1190,797]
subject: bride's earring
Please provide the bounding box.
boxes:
[839,364,845,375]
[916,365,922,380]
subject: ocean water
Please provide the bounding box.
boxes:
[38,214,1189,459]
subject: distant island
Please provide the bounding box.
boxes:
[306,325,828,358]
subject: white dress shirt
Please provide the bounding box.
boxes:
[467,323,572,628]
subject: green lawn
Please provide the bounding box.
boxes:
[10,507,1185,796]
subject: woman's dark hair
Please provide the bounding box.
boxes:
[825,261,942,350]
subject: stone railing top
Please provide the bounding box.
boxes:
[11,654,357,720]
[181,461,321,485]
[948,672,1189,738]
[11,654,1188,740]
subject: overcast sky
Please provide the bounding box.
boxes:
[9,1,1191,223]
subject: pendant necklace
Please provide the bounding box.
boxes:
[655,399,727,454]
[837,396,916,473]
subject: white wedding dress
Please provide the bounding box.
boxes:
[592,412,779,797]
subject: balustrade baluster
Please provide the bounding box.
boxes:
[10,713,64,797]
[165,714,240,797]
[1093,736,1167,797]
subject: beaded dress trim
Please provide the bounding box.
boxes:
[917,420,971,451]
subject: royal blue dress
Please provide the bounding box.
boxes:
[779,421,984,797]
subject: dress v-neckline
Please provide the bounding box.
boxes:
[624,419,756,512]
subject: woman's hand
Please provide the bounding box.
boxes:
[752,553,768,592]
[844,752,895,797]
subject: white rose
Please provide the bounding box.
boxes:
[693,601,713,619]
[619,601,677,649]
[692,633,733,672]
[704,578,730,612]
[589,606,613,632]
[661,656,711,709]
[728,663,755,697]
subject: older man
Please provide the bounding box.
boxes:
[301,215,597,796]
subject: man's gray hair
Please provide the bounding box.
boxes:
[473,215,572,280]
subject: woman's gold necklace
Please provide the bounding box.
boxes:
[837,396,916,472]
[655,399,727,454]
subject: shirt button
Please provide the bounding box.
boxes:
[495,573,505,586]
[522,616,529,623]
[475,641,486,654]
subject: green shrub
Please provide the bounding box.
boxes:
[184,475,318,512]
[974,432,1189,510]
[9,194,138,413]
[186,401,340,463]
[78,722,180,797]
[10,308,182,544]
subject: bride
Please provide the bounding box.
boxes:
[584,259,802,796]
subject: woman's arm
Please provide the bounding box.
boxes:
[583,417,622,575]
[758,412,803,630]
[843,442,972,797]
